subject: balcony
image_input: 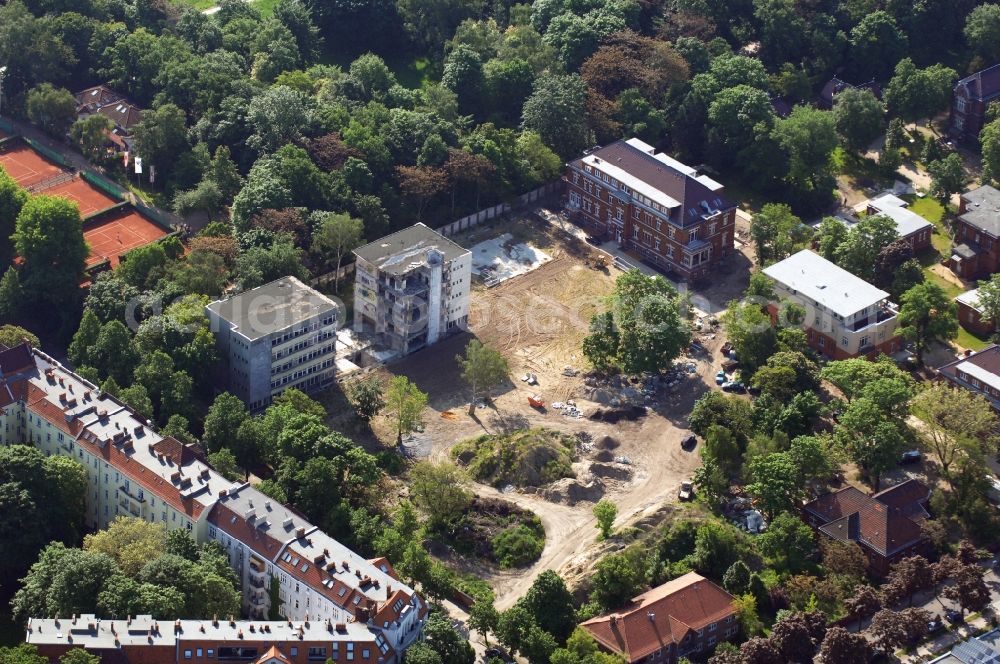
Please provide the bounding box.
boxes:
[249,557,267,577]
[847,304,898,332]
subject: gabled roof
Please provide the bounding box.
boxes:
[954,63,1000,102]
[580,572,735,663]
[256,645,292,664]
[804,480,930,557]
[0,343,34,377]
[867,196,934,238]
[939,344,1000,393]
[956,288,984,313]
[763,250,891,318]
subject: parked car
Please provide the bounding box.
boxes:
[945,609,963,624]
[484,648,514,663]
[679,481,694,501]
[721,381,746,393]
[927,616,944,633]
[715,370,727,385]
[585,235,602,247]
[681,433,697,450]
[899,450,922,465]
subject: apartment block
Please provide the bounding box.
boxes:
[0,343,425,662]
[949,185,1000,280]
[939,344,1000,412]
[206,277,339,411]
[763,250,901,359]
[353,224,471,356]
[563,138,737,281]
[27,614,392,664]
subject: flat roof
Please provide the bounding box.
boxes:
[956,288,982,312]
[763,249,891,318]
[867,202,934,238]
[353,223,469,276]
[206,276,338,341]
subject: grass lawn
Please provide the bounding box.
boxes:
[922,266,964,299]
[907,196,952,255]
[173,0,216,9]
[956,325,991,351]
[251,0,278,16]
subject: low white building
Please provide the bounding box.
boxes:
[763,249,902,359]
[206,276,339,411]
[353,224,471,356]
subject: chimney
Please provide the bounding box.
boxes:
[647,612,655,622]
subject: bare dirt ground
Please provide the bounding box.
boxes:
[369,212,743,610]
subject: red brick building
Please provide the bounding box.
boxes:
[563,138,737,282]
[801,480,932,577]
[938,344,1000,412]
[26,615,393,664]
[950,64,1000,143]
[580,572,737,663]
[949,185,1000,280]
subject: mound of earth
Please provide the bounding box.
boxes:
[588,461,633,481]
[596,436,621,450]
[588,405,647,423]
[451,427,577,488]
[446,497,546,568]
[543,477,605,505]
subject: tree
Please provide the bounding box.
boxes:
[310,211,363,289]
[769,611,826,663]
[984,121,1000,187]
[720,301,777,378]
[0,167,28,267]
[723,560,752,596]
[927,153,965,201]
[836,397,906,491]
[756,512,815,574]
[884,59,956,123]
[551,628,627,664]
[976,273,1000,333]
[845,585,881,631]
[132,103,189,180]
[965,4,1000,64]
[396,165,447,223]
[207,448,243,482]
[457,340,508,415]
[13,195,87,312]
[817,627,871,664]
[173,180,223,221]
[422,612,475,664]
[834,214,899,282]
[750,203,801,266]
[348,375,385,421]
[747,453,803,521]
[898,282,958,365]
[517,570,577,643]
[521,73,590,159]
[832,88,885,153]
[733,594,764,636]
[942,562,990,617]
[68,311,102,369]
[84,517,166,577]
[58,650,100,664]
[386,376,427,445]
[25,83,77,137]
[882,555,933,607]
[590,548,646,609]
[409,462,472,533]
[849,11,907,80]
[202,392,248,454]
[593,499,617,540]
[869,609,925,653]
[772,105,838,192]
[911,383,999,490]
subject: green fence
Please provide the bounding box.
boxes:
[80,171,127,202]
[0,117,14,134]
[21,137,71,169]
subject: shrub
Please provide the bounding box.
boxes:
[492,525,544,568]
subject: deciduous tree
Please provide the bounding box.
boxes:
[898,282,958,365]
[457,340,508,415]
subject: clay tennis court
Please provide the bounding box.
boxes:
[44,177,118,217]
[0,143,63,188]
[84,210,168,268]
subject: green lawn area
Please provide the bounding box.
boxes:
[921,265,964,299]
[251,0,278,16]
[956,325,991,351]
[907,196,952,255]
[173,0,216,9]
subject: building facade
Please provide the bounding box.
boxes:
[353,224,471,356]
[0,343,425,662]
[763,250,901,359]
[206,277,339,411]
[580,572,737,664]
[950,64,1000,143]
[938,344,1000,412]
[27,614,394,664]
[563,138,737,282]
[801,480,931,576]
[949,185,1000,280]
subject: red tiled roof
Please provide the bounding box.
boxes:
[0,343,34,377]
[152,436,202,467]
[255,645,292,664]
[581,572,735,663]
[804,482,929,556]
[207,502,284,561]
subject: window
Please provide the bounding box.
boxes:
[859,335,869,348]
[308,647,327,660]
[632,227,639,239]
[184,651,192,660]
[362,650,370,659]
[633,208,639,219]
[957,97,967,113]
[197,649,203,657]
[841,336,848,347]
[290,649,297,657]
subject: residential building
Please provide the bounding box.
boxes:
[26,614,395,664]
[949,185,1000,280]
[818,76,882,109]
[74,85,144,152]
[353,224,471,356]
[206,277,339,411]
[0,342,425,660]
[762,250,902,359]
[563,138,737,281]
[801,480,931,576]
[955,288,994,337]
[580,572,737,664]
[865,193,933,252]
[950,64,1000,143]
[928,627,1000,663]
[938,344,1000,411]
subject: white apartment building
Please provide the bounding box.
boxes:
[762,250,902,359]
[0,343,426,661]
[206,277,339,411]
[353,224,471,356]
